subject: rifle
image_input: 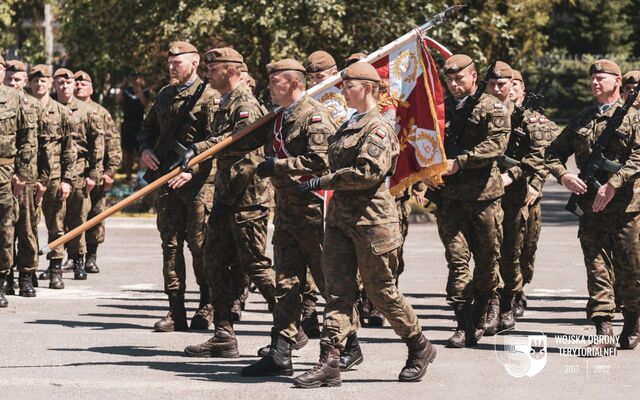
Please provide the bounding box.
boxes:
[143,79,209,183]
[564,81,640,217]
[500,77,551,169]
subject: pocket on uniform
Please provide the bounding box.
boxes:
[370,227,403,255]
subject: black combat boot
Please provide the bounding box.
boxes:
[582,317,617,357]
[85,245,99,273]
[399,334,437,382]
[447,303,475,348]
[293,343,341,388]
[258,327,309,357]
[368,307,386,327]
[184,324,240,358]
[241,334,293,377]
[0,274,8,308]
[153,294,188,332]
[499,293,515,331]
[513,291,525,318]
[472,296,489,343]
[49,260,65,289]
[191,285,213,330]
[619,311,640,350]
[18,271,36,297]
[483,293,501,336]
[31,271,38,288]
[38,265,51,280]
[71,254,87,280]
[62,257,75,271]
[339,333,363,371]
[300,296,321,338]
[5,269,16,295]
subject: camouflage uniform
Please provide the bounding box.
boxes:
[138,76,218,296]
[544,100,640,321]
[191,83,275,326]
[317,108,422,348]
[265,95,335,342]
[520,198,541,284]
[0,86,37,278]
[435,94,509,306]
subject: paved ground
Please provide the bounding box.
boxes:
[1,180,637,400]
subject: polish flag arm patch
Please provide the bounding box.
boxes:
[239,111,249,119]
[375,128,386,139]
[310,114,322,123]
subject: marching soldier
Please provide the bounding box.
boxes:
[622,71,640,109]
[74,70,122,274]
[138,41,219,332]
[30,65,76,289]
[429,55,510,348]
[241,59,336,377]
[292,62,435,387]
[544,59,640,354]
[183,47,275,358]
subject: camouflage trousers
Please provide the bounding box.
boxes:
[396,195,411,279]
[42,179,67,260]
[578,212,640,320]
[156,184,212,295]
[499,190,528,295]
[321,221,422,348]
[86,183,108,247]
[0,181,18,275]
[436,198,503,305]
[271,204,325,342]
[521,198,542,285]
[63,183,91,255]
[14,183,39,272]
[206,207,275,321]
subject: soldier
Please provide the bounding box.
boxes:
[74,70,122,274]
[428,55,510,348]
[498,69,561,326]
[3,60,41,297]
[241,59,336,377]
[138,41,218,332]
[183,47,275,358]
[622,71,640,109]
[306,50,351,126]
[0,55,37,308]
[30,65,76,289]
[292,62,436,387]
[345,53,368,67]
[544,59,640,354]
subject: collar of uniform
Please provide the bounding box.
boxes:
[175,78,196,94]
[454,95,469,109]
[220,83,251,110]
[282,93,306,122]
[65,96,80,111]
[173,76,203,100]
[597,98,624,116]
[344,106,380,131]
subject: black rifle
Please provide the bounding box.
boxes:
[144,79,209,183]
[564,81,640,217]
[500,77,551,169]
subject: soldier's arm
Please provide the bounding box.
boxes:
[456,102,510,170]
[138,102,159,153]
[607,113,640,190]
[14,99,37,178]
[87,110,105,181]
[187,99,217,177]
[273,115,334,177]
[35,105,51,185]
[319,124,393,190]
[61,107,78,184]
[509,118,560,182]
[103,110,122,177]
[543,122,575,181]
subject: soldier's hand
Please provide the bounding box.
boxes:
[179,148,196,171]
[592,183,615,213]
[84,177,96,194]
[35,181,47,203]
[256,158,276,178]
[501,173,513,187]
[11,174,27,196]
[297,177,321,192]
[560,173,587,195]
[58,181,72,201]
[103,174,114,192]
[411,188,426,206]
[441,159,460,176]
[167,172,193,189]
[525,185,540,206]
[141,149,160,171]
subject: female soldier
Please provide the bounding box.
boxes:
[293,62,436,388]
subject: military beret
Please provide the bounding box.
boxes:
[512,69,523,82]
[443,54,474,74]
[6,60,26,72]
[488,61,513,79]
[204,47,243,64]
[590,59,621,76]
[53,68,75,79]
[239,63,248,73]
[340,62,380,83]
[345,52,367,67]
[29,64,51,79]
[306,51,336,73]
[622,70,640,86]
[168,41,198,57]
[0,55,4,66]
[267,59,306,75]
[74,70,92,82]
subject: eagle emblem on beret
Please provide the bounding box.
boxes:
[595,63,602,71]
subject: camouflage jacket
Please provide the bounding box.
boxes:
[193,83,271,212]
[19,93,42,183]
[545,100,640,214]
[439,93,511,202]
[0,86,37,185]
[265,94,335,209]
[88,100,122,178]
[139,76,219,187]
[319,107,399,226]
[38,97,76,185]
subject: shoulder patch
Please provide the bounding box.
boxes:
[310,114,322,123]
[311,133,325,145]
[238,110,249,119]
[367,144,382,158]
[529,117,538,123]
[494,102,503,108]
[214,98,220,105]
[375,128,386,139]
[539,116,547,124]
